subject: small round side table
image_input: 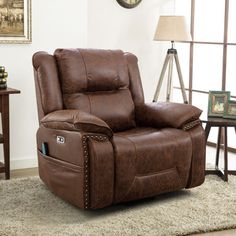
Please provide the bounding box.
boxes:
[202,117,236,181]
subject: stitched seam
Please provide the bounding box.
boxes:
[186,130,195,187]
[36,68,46,116]
[79,50,89,89]
[161,129,186,186]
[113,135,137,202]
[111,50,120,88]
[120,176,137,202]
[182,120,201,131]
[124,136,138,162]
[87,94,92,114]
[164,127,194,187]
[90,140,98,209]
[115,129,157,137]
[109,139,117,204]
[79,50,92,113]
[136,167,177,177]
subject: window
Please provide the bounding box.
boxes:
[173,0,235,113]
[173,0,236,147]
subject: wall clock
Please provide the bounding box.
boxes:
[116,0,142,9]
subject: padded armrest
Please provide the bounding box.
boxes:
[41,110,113,138]
[136,102,202,130]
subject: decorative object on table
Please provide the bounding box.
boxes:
[116,0,142,8]
[223,100,236,119]
[0,66,8,89]
[0,0,31,44]
[153,16,192,104]
[208,91,230,117]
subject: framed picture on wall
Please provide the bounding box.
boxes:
[116,0,142,9]
[224,100,236,119]
[208,91,230,117]
[0,0,31,43]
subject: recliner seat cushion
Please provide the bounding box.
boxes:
[112,127,193,203]
[54,48,136,131]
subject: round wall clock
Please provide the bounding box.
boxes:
[116,0,142,9]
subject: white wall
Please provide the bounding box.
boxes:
[88,0,174,101]
[0,0,87,169]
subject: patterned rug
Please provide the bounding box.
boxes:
[0,175,236,236]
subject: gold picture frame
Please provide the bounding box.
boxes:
[0,0,31,44]
[116,0,142,9]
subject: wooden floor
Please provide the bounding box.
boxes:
[0,167,38,180]
[0,167,236,236]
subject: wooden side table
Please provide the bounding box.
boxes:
[203,117,236,181]
[0,88,20,179]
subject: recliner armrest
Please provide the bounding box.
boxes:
[41,110,113,138]
[136,102,202,130]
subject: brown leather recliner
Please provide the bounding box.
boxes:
[33,48,205,210]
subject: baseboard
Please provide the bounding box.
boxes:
[10,157,38,170]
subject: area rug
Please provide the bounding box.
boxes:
[1,175,236,236]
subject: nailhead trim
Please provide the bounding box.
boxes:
[82,134,108,209]
[183,120,201,131]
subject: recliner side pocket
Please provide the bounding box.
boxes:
[37,150,85,209]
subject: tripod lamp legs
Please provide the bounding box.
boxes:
[166,55,174,102]
[174,53,188,104]
[153,50,188,104]
[153,54,170,102]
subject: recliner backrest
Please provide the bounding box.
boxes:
[33,48,145,132]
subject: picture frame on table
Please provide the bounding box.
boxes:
[0,0,31,44]
[223,100,236,120]
[208,91,230,117]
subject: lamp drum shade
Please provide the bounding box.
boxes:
[154,16,192,42]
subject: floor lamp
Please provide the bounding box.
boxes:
[153,16,192,104]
